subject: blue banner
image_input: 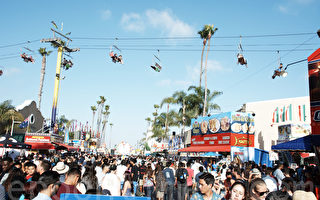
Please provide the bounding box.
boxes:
[61,194,151,200]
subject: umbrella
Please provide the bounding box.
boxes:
[202,152,221,157]
[0,134,32,149]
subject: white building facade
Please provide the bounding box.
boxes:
[245,96,311,151]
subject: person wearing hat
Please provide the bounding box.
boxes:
[52,162,69,182]
[292,190,317,200]
[249,168,262,183]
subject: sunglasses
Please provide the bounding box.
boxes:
[255,189,269,196]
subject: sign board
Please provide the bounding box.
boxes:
[231,146,255,162]
[308,48,320,135]
[51,134,64,144]
[24,133,51,143]
[191,112,255,136]
[191,132,254,147]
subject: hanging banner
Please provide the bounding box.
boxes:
[308,48,320,135]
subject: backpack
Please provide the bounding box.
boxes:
[177,168,187,184]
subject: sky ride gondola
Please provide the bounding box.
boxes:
[109,38,123,64]
[237,36,247,67]
[272,51,288,79]
[150,49,162,72]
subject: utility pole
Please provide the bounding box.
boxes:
[41,28,79,132]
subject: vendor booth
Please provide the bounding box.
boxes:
[179,112,258,163]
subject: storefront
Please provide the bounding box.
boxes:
[179,112,256,162]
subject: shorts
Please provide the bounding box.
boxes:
[156,191,164,198]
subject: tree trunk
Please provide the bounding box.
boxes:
[164,104,169,142]
[91,112,95,137]
[200,43,206,89]
[203,35,211,117]
[38,55,46,111]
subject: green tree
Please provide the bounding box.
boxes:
[0,100,24,134]
[38,48,52,111]
[160,97,177,139]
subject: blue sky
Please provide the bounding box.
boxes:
[1,0,319,147]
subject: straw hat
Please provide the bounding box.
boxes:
[52,162,69,174]
[292,190,316,200]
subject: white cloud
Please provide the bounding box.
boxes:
[121,13,145,32]
[101,10,111,20]
[146,9,195,37]
[157,79,172,86]
[294,0,314,5]
[278,5,289,14]
[187,60,231,82]
[156,79,192,87]
[2,67,21,76]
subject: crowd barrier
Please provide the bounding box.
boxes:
[61,194,151,200]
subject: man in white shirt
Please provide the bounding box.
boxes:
[101,164,121,196]
[263,167,278,192]
[273,163,285,186]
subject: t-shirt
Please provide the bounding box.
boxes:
[52,183,81,200]
[187,168,194,186]
[101,173,121,196]
[139,166,147,180]
[131,165,139,182]
[263,175,278,192]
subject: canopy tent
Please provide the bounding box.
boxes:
[52,142,79,151]
[178,145,230,152]
[0,134,32,149]
[201,152,222,157]
[271,135,320,151]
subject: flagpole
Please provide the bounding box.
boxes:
[10,116,14,136]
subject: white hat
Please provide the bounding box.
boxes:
[52,162,69,174]
[293,190,317,200]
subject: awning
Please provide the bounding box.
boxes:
[53,142,79,151]
[271,135,320,151]
[178,145,231,152]
[26,142,55,150]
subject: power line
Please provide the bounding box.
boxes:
[0,39,40,49]
[72,32,315,40]
[78,47,314,52]
[223,35,317,92]
[75,43,319,47]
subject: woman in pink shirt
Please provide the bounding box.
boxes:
[186,162,194,200]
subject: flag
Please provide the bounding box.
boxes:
[282,106,285,122]
[303,104,306,121]
[298,105,302,121]
[64,128,69,144]
[19,115,31,128]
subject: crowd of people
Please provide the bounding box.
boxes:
[0,152,318,200]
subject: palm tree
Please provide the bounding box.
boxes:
[109,123,113,149]
[101,105,110,146]
[38,48,52,111]
[90,105,97,137]
[198,26,209,88]
[186,86,222,123]
[202,24,218,116]
[160,97,176,138]
[96,96,106,138]
[0,100,24,134]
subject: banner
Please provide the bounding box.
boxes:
[308,48,320,135]
[191,112,255,136]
